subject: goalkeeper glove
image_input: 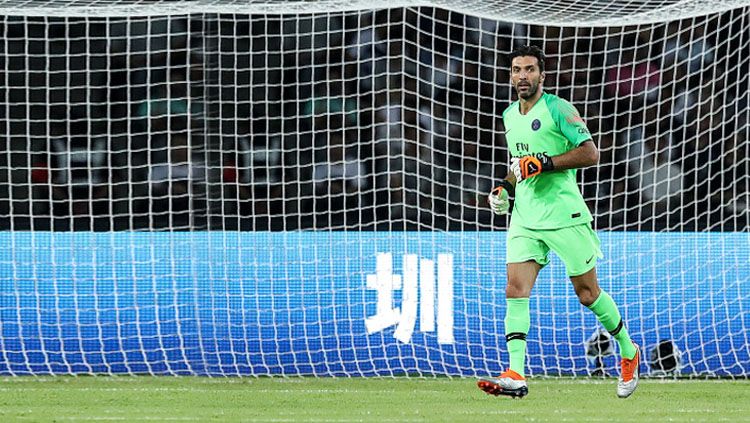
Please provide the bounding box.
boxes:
[488,180,514,215]
[510,154,554,182]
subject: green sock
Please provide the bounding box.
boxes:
[504,298,531,377]
[587,291,637,359]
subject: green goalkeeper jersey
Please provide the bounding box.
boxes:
[502,92,594,230]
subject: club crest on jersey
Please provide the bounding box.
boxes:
[531,119,541,131]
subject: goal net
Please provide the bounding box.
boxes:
[1,0,748,377]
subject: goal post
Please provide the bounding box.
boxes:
[0,0,748,377]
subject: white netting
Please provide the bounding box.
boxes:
[2,0,750,25]
[0,1,748,377]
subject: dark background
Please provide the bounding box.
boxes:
[1,7,747,231]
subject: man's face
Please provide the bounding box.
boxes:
[511,55,545,99]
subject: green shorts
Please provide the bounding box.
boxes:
[506,223,603,277]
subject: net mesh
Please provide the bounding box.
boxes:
[0,1,749,376]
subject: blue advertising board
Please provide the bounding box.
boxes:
[0,231,748,376]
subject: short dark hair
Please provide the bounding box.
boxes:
[509,45,545,73]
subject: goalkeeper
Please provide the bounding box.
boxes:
[477,45,639,399]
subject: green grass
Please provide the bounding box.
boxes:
[0,376,748,422]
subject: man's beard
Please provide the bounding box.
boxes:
[516,81,537,99]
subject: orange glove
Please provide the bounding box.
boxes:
[510,154,554,181]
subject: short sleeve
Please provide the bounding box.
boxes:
[548,95,592,146]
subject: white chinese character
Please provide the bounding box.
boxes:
[365,253,400,334]
[365,253,454,344]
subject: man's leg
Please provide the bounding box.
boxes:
[571,267,636,358]
[571,267,640,398]
[504,261,541,377]
[478,260,540,398]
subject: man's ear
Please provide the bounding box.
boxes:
[540,71,546,83]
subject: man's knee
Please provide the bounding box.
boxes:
[575,286,600,306]
[506,261,540,298]
[506,275,534,298]
[571,267,601,306]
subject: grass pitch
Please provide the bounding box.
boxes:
[0,376,748,422]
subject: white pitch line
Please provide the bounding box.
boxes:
[53,417,202,421]
[0,386,447,395]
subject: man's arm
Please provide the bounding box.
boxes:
[549,140,599,170]
[544,95,598,171]
[511,140,599,181]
